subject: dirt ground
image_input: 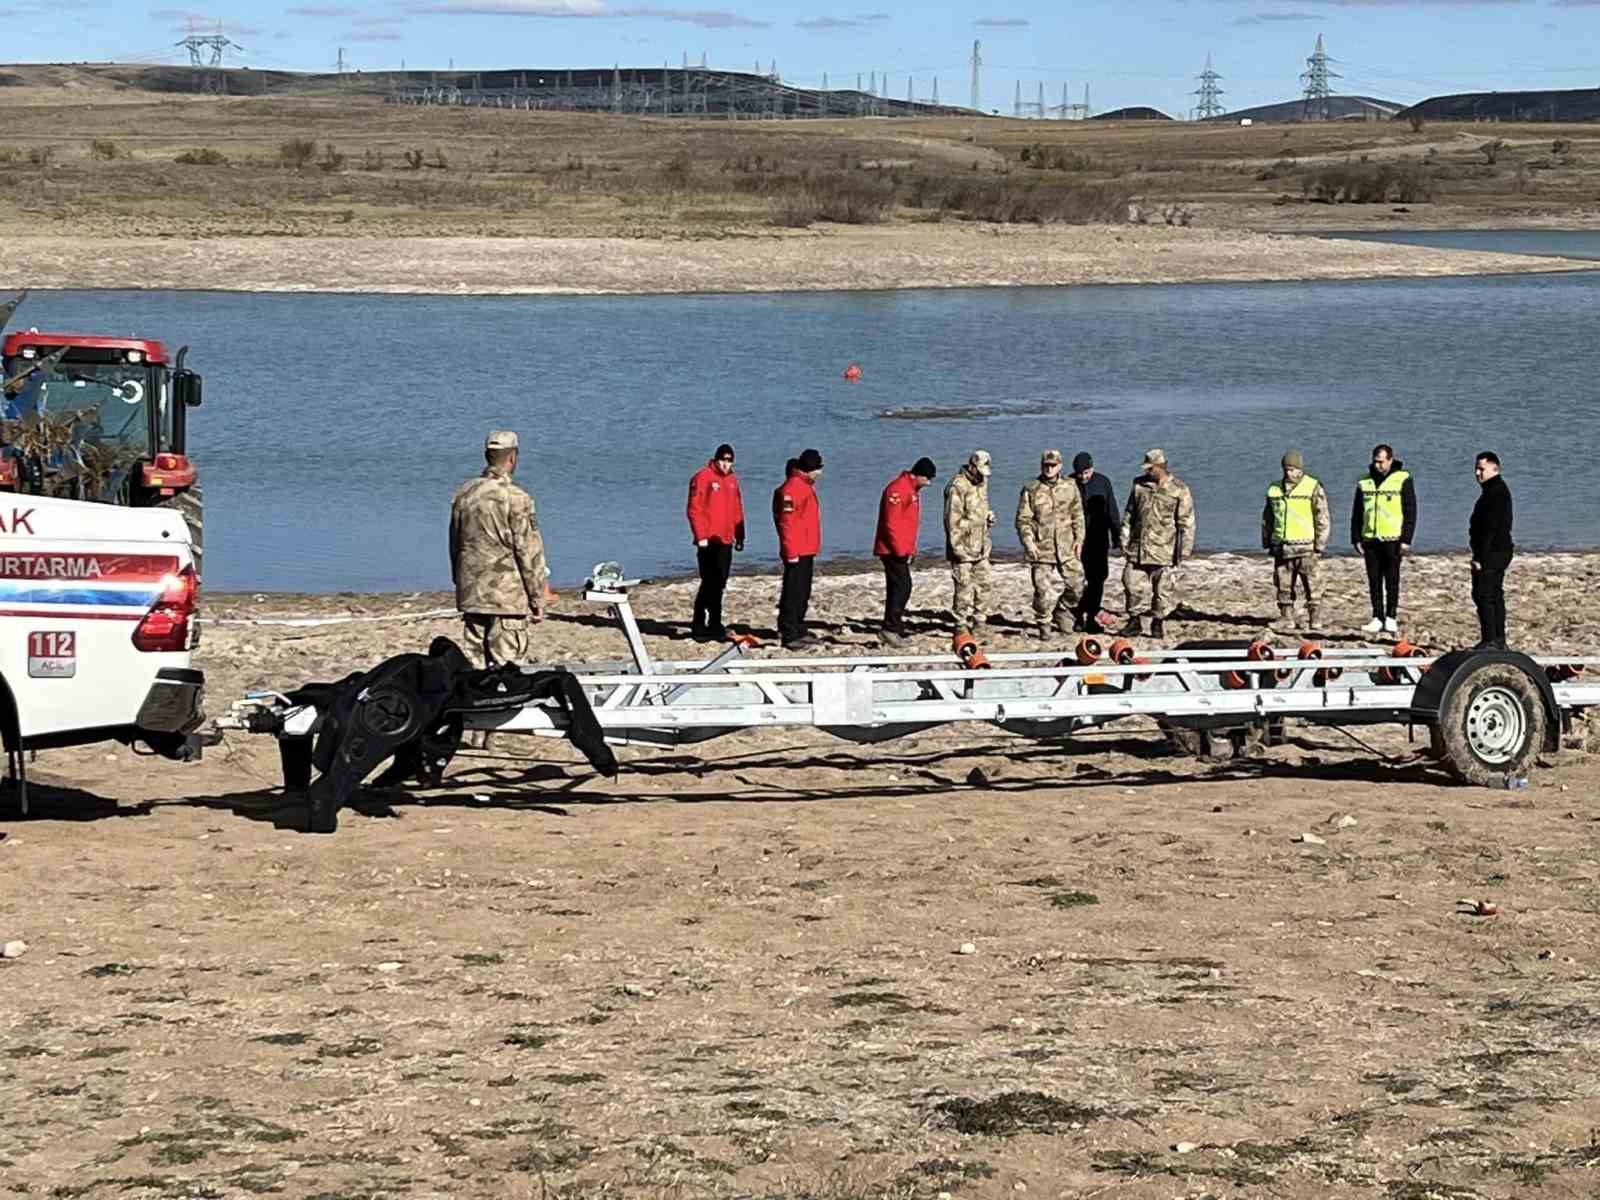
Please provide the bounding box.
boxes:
[6,225,1590,296]
[2,552,1598,1198]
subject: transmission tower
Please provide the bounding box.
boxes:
[1193,53,1224,120]
[1036,81,1045,119]
[1014,79,1021,117]
[174,20,242,93]
[1300,33,1339,121]
[969,39,982,111]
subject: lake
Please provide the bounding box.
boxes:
[15,264,1599,591]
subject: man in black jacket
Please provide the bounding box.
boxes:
[1350,443,1418,637]
[1071,451,1122,631]
[1469,451,1514,649]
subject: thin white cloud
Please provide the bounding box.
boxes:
[412,0,768,25]
[974,16,1028,26]
[1234,10,1318,22]
[346,27,404,38]
[284,4,358,14]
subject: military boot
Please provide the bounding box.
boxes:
[1053,611,1075,636]
[1305,607,1319,632]
[1034,622,1052,641]
[1150,616,1166,638]
[1278,604,1297,631]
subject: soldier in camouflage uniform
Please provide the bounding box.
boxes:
[944,449,995,633]
[1261,448,1331,630]
[1015,449,1086,639]
[449,430,549,666]
[1119,448,1195,638]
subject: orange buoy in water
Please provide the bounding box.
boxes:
[842,363,862,382]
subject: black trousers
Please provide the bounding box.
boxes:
[779,556,815,645]
[1472,557,1510,644]
[880,555,913,633]
[1078,543,1110,621]
[693,542,733,633]
[1362,540,1403,618]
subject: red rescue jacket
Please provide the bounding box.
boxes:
[873,471,921,558]
[686,462,745,546]
[773,470,821,560]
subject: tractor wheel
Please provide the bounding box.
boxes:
[159,484,203,579]
[1435,661,1545,787]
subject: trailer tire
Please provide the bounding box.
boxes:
[159,485,203,579]
[1435,661,1545,787]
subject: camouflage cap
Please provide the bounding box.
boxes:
[1041,449,1063,465]
[1143,448,1167,467]
[485,430,519,452]
[968,449,993,477]
[1281,448,1305,470]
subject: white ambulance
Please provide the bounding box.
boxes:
[0,494,203,809]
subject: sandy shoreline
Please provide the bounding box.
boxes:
[13,224,1597,295]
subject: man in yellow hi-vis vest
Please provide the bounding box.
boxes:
[1261,449,1330,630]
[1350,443,1417,636]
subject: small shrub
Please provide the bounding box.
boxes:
[1407,113,1426,132]
[26,146,54,167]
[1553,137,1572,156]
[404,148,424,170]
[279,138,316,169]
[87,138,119,161]
[431,147,449,170]
[659,149,692,188]
[359,148,385,171]
[173,147,228,166]
[1479,138,1506,165]
[317,142,346,172]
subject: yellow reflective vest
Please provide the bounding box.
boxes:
[1357,469,1409,541]
[1266,475,1320,547]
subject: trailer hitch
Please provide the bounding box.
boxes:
[269,637,616,833]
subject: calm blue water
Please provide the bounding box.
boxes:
[1326,228,1600,261]
[15,268,1600,591]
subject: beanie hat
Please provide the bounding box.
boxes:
[1072,451,1093,472]
[797,448,824,472]
[714,443,735,460]
[912,456,937,480]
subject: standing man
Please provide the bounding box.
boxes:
[873,456,937,646]
[1351,443,1418,635]
[1120,448,1195,638]
[449,430,548,667]
[1261,449,1331,631]
[686,442,745,641]
[1015,449,1085,639]
[1072,451,1121,632]
[944,449,995,634]
[1470,451,1514,649]
[774,448,824,650]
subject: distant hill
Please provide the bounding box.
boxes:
[1091,106,1173,122]
[1399,87,1600,123]
[1205,95,1402,123]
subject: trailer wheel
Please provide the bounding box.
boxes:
[159,485,203,579]
[1435,661,1545,787]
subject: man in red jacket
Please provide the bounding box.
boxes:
[686,443,745,641]
[773,447,824,650]
[874,457,937,646]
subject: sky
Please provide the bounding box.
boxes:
[11,0,1600,118]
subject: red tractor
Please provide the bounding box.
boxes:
[0,293,203,572]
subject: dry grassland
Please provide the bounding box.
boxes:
[1,79,1599,242]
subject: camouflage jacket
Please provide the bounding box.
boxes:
[1121,473,1196,567]
[1015,476,1085,564]
[449,467,548,616]
[943,470,992,562]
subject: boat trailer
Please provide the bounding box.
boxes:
[212,569,1600,833]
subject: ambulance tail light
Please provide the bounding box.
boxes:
[133,565,198,653]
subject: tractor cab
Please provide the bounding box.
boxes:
[1,331,201,503]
